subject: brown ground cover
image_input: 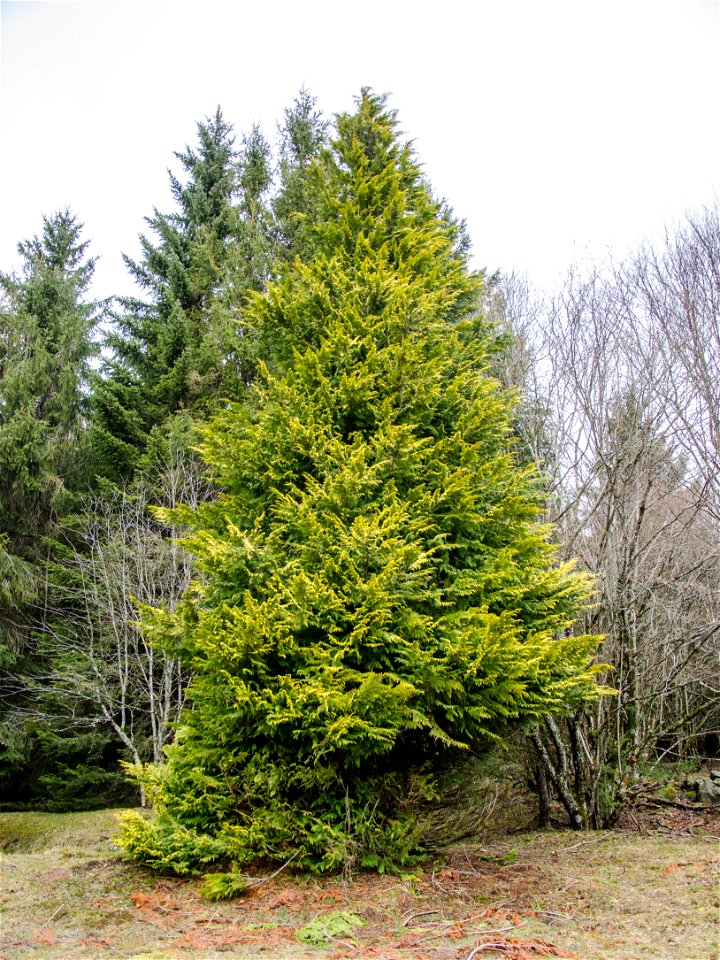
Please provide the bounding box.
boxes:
[1,802,718,960]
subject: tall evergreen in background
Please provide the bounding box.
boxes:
[0,211,101,786]
[273,88,329,264]
[119,91,600,876]
[231,123,274,293]
[92,109,242,480]
[91,99,330,483]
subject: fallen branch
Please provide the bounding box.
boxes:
[535,910,576,923]
[465,936,581,958]
[555,834,609,853]
[321,927,357,950]
[30,904,66,936]
[466,944,507,958]
[632,795,705,811]
[414,920,527,946]
[251,847,302,889]
[403,909,442,926]
[95,941,133,959]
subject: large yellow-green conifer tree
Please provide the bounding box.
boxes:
[120,91,600,875]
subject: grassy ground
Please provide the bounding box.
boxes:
[1,803,718,960]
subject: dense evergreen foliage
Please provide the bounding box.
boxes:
[118,92,600,874]
[0,211,102,790]
[272,89,330,265]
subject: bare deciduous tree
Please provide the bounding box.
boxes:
[45,446,213,800]
[495,205,720,826]
[626,204,720,519]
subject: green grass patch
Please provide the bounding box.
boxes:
[0,808,124,854]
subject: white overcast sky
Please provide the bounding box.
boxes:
[1,0,718,302]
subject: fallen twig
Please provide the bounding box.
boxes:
[555,834,609,853]
[195,908,222,924]
[31,903,66,936]
[535,910,576,922]
[230,847,302,895]
[465,943,541,959]
[321,926,357,949]
[256,847,302,887]
[403,909,442,926]
[414,920,527,946]
[635,796,705,811]
[465,937,581,958]
[96,941,133,960]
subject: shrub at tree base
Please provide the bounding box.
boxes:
[118,91,602,876]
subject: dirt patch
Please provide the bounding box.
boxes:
[1,808,718,960]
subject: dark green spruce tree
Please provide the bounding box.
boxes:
[92,108,243,480]
[0,211,102,792]
[230,123,274,294]
[272,88,329,265]
[119,91,601,875]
